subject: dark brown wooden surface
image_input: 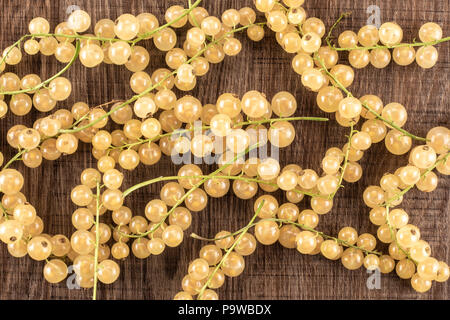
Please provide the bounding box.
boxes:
[0,0,449,300]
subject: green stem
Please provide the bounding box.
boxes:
[92,181,101,300]
[26,33,133,44]
[385,205,415,263]
[0,203,9,219]
[333,36,450,51]
[382,151,450,206]
[132,0,202,44]
[109,116,329,151]
[123,174,321,199]
[110,128,206,150]
[0,102,120,172]
[324,12,450,51]
[122,144,260,239]
[0,36,27,68]
[238,116,329,127]
[330,123,356,199]
[192,217,382,256]
[315,56,427,142]
[382,151,450,265]
[185,22,265,64]
[325,12,352,48]
[1,41,80,95]
[1,149,27,170]
[197,200,265,299]
[72,99,121,128]
[188,0,200,28]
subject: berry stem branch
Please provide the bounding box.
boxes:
[122,144,260,239]
[0,36,26,68]
[382,151,450,264]
[188,0,201,29]
[197,200,265,299]
[123,174,321,199]
[333,37,450,51]
[92,181,101,300]
[1,99,125,171]
[132,0,202,45]
[112,126,211,150]
[330,122,356,199]
[324,12,450,51]
[315,56,427,141]
[239,116,329,126]
[12,33,135,48]
[325,12,352,48]
[1,148,27,170]
[109,116,329,151]
[191,217,382,256]
[0,203,9,219]
[383,151,450,207]
[384,205,415,263]
[72,99,122,127]
[1,40,81,95]
[60,21,263,135]
[185,22,264,63]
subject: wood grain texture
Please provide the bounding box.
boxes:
[0,0,449,300]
